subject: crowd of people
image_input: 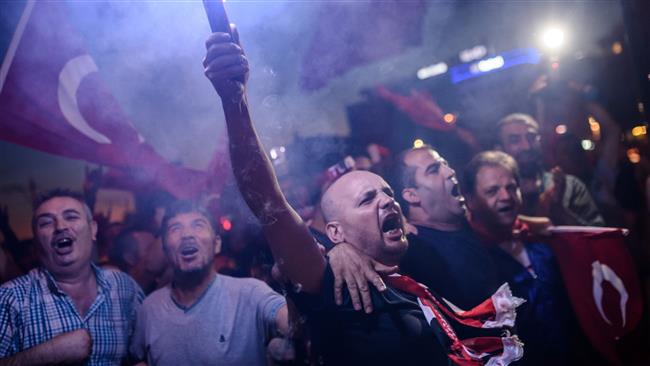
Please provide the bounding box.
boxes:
[0,27,648,366]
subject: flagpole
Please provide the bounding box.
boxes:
[0,0,35,93]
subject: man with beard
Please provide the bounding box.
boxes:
[204,30,523,365]
[130,200,289,365]
[462,151,601,366]
[0,189,144,365]
[496,113,604,226]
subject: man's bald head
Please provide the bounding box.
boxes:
[320,170,379,222]
[319,170,407,266]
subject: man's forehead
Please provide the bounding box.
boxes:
[501,122,538,136]
[331,170,387,196]
[477,165,516,185]
[168,211,209,224]
[35,196,84,215]
[405,148,442,167]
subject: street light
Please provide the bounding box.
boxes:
[541,27,566,50]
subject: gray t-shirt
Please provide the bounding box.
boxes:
[130,274,286,366]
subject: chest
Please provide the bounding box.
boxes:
[312,291,448,365]
[14,288,132,364]
[143,297,268,366]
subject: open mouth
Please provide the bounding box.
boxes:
[180,246,199,257]
[52,236,74,255]
[497,205,514,214]
[53,237,73,249]
[449,182,466,207]
[381,213,404,239]
[450,182,461,198]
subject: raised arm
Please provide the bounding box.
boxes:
[203,31,325,293]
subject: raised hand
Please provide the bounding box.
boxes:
[203,27,249,103]
[328,242,398,313]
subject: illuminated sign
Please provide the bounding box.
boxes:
[450,48,541,84]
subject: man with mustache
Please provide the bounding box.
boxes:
[327,145,502,314]
[204,30,523,365]
[496,113,604,226]
[0,189,144,365]
[129,200,289,366]
[462,151,600,366]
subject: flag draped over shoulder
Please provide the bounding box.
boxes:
[0,0,226,199]
[547,226,644,365]
[300,0,428,91]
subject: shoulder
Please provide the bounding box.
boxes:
[219,275,276,295]
[98,268,145,302]
[0,269,42,303]
[100,268,140,290]
[564,174,587,190]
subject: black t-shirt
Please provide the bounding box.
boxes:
[290,264,451,366]
[400,225,502,310]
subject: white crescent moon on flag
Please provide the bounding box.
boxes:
[592,260,628,327]
[58,54,112,144]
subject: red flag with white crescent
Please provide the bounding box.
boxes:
[547,226,645,365]
[0,1,226,199]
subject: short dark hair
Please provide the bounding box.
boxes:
[389,145,436,216]
[495,114,540,147]
[160,200,218,240]
[462,151,520,196]
[32,188,93,232]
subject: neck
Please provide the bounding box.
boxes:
[49,264,95,288]
[171,268,216,308]
[408,208,463,232]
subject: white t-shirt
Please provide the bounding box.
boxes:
[130,274,286,366]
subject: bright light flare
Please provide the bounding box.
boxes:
[413,139,424,148]
[443,113,456,124]
[417,62,448,80]
[555,124,567,134]
[581,139,595,151]
[220,217,232,231]
[627,148,641,164]
[632,126,647,137]
[541,27,565,50]
[474,56,504,73]
[588,116,601,140]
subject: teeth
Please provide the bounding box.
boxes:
[54,238,73,248]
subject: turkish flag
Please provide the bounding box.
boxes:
[0,1,226,199]
[547,226,645,365]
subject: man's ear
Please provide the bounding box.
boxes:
[90,220,98,241]
[402,188,421,205]
[214,235,222,256]
[325,221,345,244]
